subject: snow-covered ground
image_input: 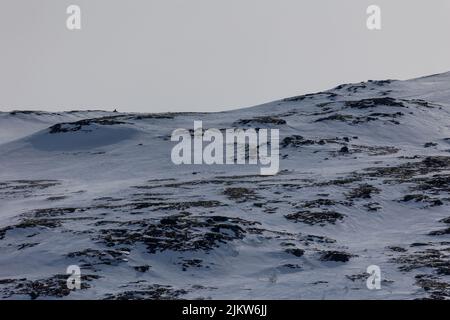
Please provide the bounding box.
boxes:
[0,72,449,299]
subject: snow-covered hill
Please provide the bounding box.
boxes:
[0,72,449,299]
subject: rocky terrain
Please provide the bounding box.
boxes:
[0,72,450,299]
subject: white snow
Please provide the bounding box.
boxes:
[0,72,449,299]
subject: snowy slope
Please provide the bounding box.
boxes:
[0,72,449,299]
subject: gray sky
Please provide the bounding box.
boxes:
[1,0,450,113]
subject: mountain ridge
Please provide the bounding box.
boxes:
[0,71,449,299]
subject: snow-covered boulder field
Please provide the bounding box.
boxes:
[0,72,449,299]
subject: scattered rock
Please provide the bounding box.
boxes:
[320,251,354,262]
[424,142,438,148]
[233,116,286,126]
[223,187,257,202]
[285,211,344,226]
[346,184,380,199]
[285,248,305,257]
[49,117,125,134]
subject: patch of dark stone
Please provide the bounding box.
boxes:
[93,196,126,202]
[17,242,39,250]
[131,113,174,120]
[280,242,296,247]
[346,184,380,199]
[66,110,107,114]
[233,116,287,126]
[0,214,84,240]
[412,174,450,194]
[133,265,151,273]
[398,155,422,160]
[315,114,354,123]
[410,243,431,247]
[428,228,450,236]
[9,110,48,116]
[184,128,229,138]
[320,251,355,262]
[339,146,350,154]
[368,80,393,86]
[281,135,318,147]
[285,248,305,257]
[103,284,188,300]
[309,109,336,117]
[407,99,437,109]
[279,264,302,270]
[440,217,450,224]
[334,83,368,93]
[314,176,362,187]
[0,180,61,198]
[315,113,401,125]
[387,246,408,253]
[335,80,393,93]
[346,273,394,288]
[0,228,9,240]
[133,174,297,191]
[177,259,207,271]
[283,92,333,102]
[285,210,345,226]
[37,199,224,214]
[0,180,60,190]
[263,207,277,214]
[97,214,259,254]
[400,194,443,207]
[367,112,404,118]
[301,199,337,208]
[364,156,450,181]
[281,135,351,148]
[46,196,68,201]
[223,187,258,202]
[49,117,126,134]
[67,248,129,268]
[348,145,399,156]
[424,142,438,148]
[295,198,353,210]
[379,90,393,96]
[364,202,382,212]
[131,200,224,211]
[315,101,337,109]
[391,248,450,275]
[415,275,450,299]
[417,156,450,168]
[27,207,86,218]
[346,273,369,282]
[304,235,337,244]
[0,274,99,299]
[344,97,406,109]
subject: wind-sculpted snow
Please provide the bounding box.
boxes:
[0,72,450,299]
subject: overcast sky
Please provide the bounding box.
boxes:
[1,0,450,113]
